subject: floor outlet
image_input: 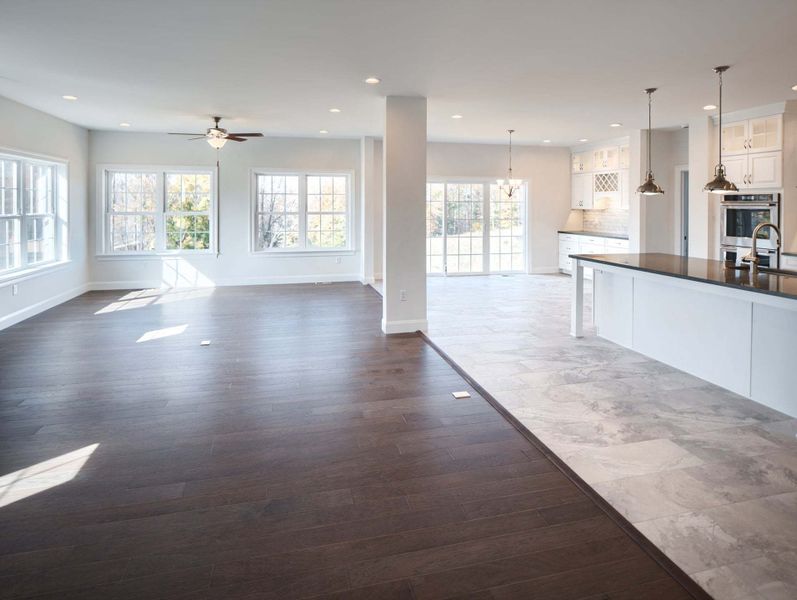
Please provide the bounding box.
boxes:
[11,284,18,296]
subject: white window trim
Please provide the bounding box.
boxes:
[425,177,528,276]
[96,164,218,257]
[0,146,69,283]
[250,168,355,255]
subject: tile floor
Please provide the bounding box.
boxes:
[425,274,797,600]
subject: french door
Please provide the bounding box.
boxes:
[426,181,525,275]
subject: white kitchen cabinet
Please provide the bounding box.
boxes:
[749,151,782,188]
[619,145,630,169]
[722,120,749,156]
[782,255,797,272]
[558,233,627,275]
[592,146,619,171]
[572,151,592,173]
[721,151,782,190]
[619,169,631,209]
[592,171,620,208]
[722,114,782,156]
[571,173,593,209]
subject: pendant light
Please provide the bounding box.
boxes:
[637,88,664,195]
[703,65,738,194]
[497,129,522,198]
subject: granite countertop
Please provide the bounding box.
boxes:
[568,252,797,301]
[558,230,629,240]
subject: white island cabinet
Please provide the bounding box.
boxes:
[570,253,797,418]
[558,232,628,276]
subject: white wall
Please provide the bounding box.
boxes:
[426,142,573,273]
[88,132,362,288]
[0,96,89,329]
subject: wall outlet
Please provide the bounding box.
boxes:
[399,289,407,301]
[335,256,341,264]
[11,284,18,296]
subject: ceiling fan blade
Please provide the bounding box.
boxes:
[187,136,208,141]
[227,133,263,137]
[169,132,204,136]
[226,135,248,142]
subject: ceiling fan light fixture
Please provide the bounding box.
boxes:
[207,137,227,149]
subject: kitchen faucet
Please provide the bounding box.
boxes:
[742,222,780,273]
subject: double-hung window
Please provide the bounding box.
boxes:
[100,167,215,254]
[1,152,66,277]
[253,171,352,252]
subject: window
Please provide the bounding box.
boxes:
[1,152,65,277]
[425,180,526,275]
[253,171,352,252]
[101,167,215,254]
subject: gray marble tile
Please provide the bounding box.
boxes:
[673,426,783,463]
[693,551,797,600]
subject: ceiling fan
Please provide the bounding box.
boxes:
[169,116,263,149]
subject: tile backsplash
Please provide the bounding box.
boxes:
[582,208,629,235]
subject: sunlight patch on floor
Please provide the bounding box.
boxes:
[136,324,188,343]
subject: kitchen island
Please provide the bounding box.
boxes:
[570,253,797,417]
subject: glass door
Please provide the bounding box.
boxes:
[426,181,526,276]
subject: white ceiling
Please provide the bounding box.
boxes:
[1,0,796,145]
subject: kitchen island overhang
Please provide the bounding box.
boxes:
[569,253,797,418]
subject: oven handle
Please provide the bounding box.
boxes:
[720,202,778,207]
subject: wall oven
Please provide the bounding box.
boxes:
[720,193,780,249]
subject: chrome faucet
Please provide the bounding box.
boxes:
[742,222,780,273]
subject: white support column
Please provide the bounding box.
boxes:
[571,258,584,337]
[382,96,427,334]
[360,136,382,285]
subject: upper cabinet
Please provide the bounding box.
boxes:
[571,173,593,209]
[720,114,783,189]
[592,146,619,171]
[572,151,592,173]
[619,145,630,169]
[722,114,782,155]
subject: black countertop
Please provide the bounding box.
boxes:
[569,252,797,301]
[558,230,629,240]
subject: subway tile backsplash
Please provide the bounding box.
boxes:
[582,208,629,235]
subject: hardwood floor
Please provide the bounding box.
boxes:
[0,283,698,599]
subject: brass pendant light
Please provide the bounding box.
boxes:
[703,66,739,194]
[637,88,664,195]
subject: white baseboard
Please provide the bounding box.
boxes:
[90,273,362,290]
[381,318,428,334]
[0,283,91,331]
[530,266,561,274]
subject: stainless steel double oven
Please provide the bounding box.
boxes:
[720,193,780,268]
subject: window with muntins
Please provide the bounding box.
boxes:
[0,152,65,277]
[253,172,351,252]
[101,168,215,254]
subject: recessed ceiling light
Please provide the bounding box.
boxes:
[610,123,622,128]
[578,138,588,142]
[119,122,131,127]
[792,84,797,91]
[364,77,380,84]
[703,104,717,110]
[543,139,551,143]
[62,95,77,101]
[319,129,328,134]
[329,108,341,113]
[451,114,463,119]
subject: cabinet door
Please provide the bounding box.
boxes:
[619,145,630,169]
[748,151,782,189]
[721,120,748,156]
[748,115,782,154]
[604,146,619,170]
[722,156,748,189]
[619,169,630,209]
[572,151,592,173]
[571,153,582,173]
[571,173,592,209]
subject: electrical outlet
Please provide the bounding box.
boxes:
[335,256,341,264]
[11,284,18,296]
[399,289,407,301]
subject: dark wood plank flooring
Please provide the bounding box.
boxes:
[0,283,697,599]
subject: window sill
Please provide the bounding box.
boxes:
[250,249,356,258]
[95,252,218,261]
[0,260,72,287]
